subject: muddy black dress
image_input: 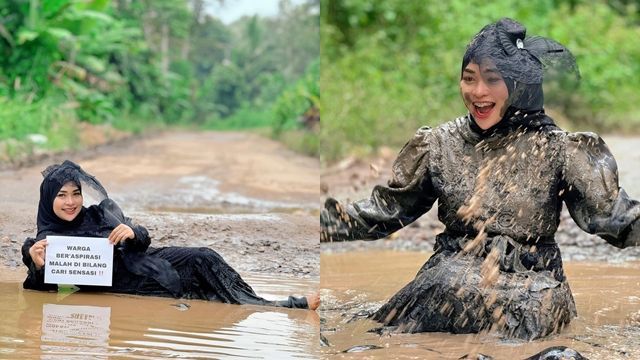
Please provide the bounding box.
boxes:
[22,161,308,309]
[322,113,640,339]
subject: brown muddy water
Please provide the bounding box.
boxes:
[0,271,319,359]
[320,251,640,359]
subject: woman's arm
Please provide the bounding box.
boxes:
[120,218,150,251]
[321,127,438,241]
[100,198,151,252]
[562,132,640,248]
[21,237,58,291]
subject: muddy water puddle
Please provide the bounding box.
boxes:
[0,274,319,359]
[147,206,318,216]
[320,251,640,359]
[116,175,317,216]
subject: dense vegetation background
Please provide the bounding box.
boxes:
[0,0,319,161]
[321,0,640,163]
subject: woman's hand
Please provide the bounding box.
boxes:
[29,239,48,270]
[109,224,135,245]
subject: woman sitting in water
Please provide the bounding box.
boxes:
[321,18,640,339]
[23,160,319,310]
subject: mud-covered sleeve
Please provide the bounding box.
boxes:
[321,127,438,241]
[562,132,640,248]
[21,237,58,291]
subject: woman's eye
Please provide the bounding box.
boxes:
[57,193,64,198]
[487,77,502,84]
[463,76,474,82]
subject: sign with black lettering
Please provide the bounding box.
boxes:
[44,236,114,286]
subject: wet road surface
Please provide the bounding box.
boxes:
[321,251,640,359]
[0,130,320,358]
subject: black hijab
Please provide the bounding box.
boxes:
[461,18,579,135]
[36,160,111,240]
[34,160,183,296]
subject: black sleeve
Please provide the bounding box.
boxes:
[122,216,151,252]
[99,198,151,252]
[21,237,58,291]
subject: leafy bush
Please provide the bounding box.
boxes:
[0,95,79,160]
[0,0,319,160]
[273,60,320,135]
[203,106,275,130]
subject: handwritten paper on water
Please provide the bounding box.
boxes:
[44,236,113,286]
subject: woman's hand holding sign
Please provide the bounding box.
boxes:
[29,239,48,270]
[108,224,135,245]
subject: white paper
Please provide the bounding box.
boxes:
[44,236,114,286]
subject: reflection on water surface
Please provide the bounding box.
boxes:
[0,274,319,359]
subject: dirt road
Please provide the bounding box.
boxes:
[321,135,640,262]
[0,131,319,279]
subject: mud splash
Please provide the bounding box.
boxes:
[0,273,319,359]
[320,251,640,359]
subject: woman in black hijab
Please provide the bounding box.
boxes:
[322,18,640,339]
[23,160,319,310]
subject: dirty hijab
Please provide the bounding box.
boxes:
[36,160,110,240]
[461,18,579,133]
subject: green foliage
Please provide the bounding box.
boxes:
[273,60,320,135]
[111,113,166,134]
[189,17,230,79]
[204,64,248,118]
[279,129,319,157]
[321,0,640,163]
[0,95,78,156]
[0,0,319,160]
[203,106,275,130]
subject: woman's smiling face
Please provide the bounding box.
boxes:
[460,61,509,130]
[53,181,83,221]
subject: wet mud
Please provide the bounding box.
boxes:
[321,135,640,262]
[320,135,640,358]
[0,131,320,357]
[0,131,319,276]
[320,251,640,359]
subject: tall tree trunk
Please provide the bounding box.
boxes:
[28,0,39,29]
[191,0,205,23]
[115,0,129,11]
[142,10,156,51]
[161,23,169,77]
[181,34,190,61]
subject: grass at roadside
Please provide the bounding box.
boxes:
[203,107,319,158]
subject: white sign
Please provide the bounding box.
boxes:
[41,304,111,346]
[44,236,114,286]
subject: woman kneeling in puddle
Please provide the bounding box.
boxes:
[322,18,640,340]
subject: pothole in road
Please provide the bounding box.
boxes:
[120,175,317,215]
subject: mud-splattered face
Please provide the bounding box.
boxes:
[53,181,83,221]
[460,62,509,130]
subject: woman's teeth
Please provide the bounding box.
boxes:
[474,102,495,114]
